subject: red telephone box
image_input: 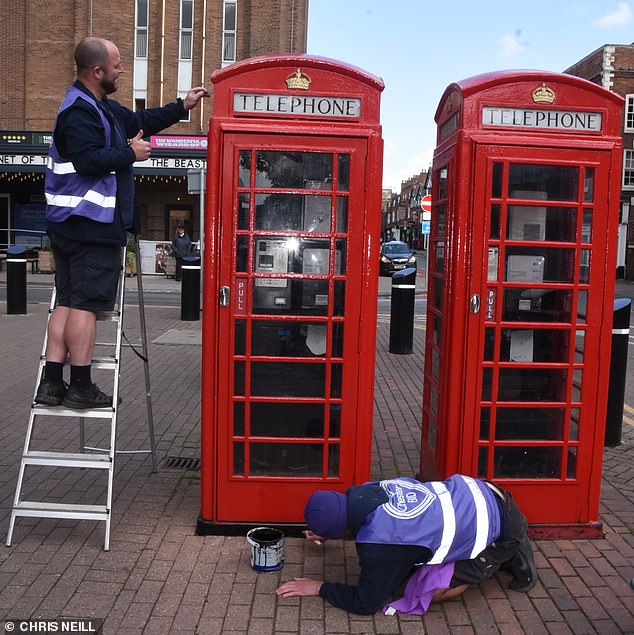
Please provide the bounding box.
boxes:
[420,71,623,537]
[198,55,384,530]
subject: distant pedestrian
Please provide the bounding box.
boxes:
[172,224,192,281]
[276,474,537,615]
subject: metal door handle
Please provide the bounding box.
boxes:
[470,294,481,314]
[219,286,230,306]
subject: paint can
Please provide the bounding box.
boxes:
[246,526,284,572]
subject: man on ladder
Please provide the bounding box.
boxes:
[36,36,207,409]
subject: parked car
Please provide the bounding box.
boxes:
[379,241,417,275]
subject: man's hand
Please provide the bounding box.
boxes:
[276,577,323,598]
[183,86,209,111]
[129,129,151,161]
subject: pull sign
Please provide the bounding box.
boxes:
[486,289,497,321]
[470,294,481,314]
[219,286,230,307]
[234,279,247,315]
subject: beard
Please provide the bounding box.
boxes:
[100,76,118,95]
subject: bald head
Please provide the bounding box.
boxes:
[75,37,112,75]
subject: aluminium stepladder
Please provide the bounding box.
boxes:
[6,237,157,551]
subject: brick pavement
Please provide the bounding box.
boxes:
[0,276,632,634]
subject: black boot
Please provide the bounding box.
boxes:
[507,535,537,592]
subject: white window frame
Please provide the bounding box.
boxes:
[135,0,148,59]
[622,148,634,190]
[180,0,194,61]
[625,95,634,132]
[222,0,237,67]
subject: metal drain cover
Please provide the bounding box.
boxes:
[162,456,201,470]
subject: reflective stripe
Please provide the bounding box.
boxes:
[47,157,76,175]
[392,284,416,289]
[613,328,630,335]
[461,475,490,559]
[427,482,456,564]
[46,190,116,209]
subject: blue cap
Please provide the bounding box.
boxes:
[304,490,348,539]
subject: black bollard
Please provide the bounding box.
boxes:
[181,256,201,321]
[605,298,631,447]
[389,267,417,354]
[6,245,27,315]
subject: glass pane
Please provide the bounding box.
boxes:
[577,291,587,324]
[335,239,347,275]
[572,370,582,402]
[234,361,245,396]
[499,328,570,363]
[234,319,246,355]
[432,316,441,346]
[495,407,566,440]
[251,361,325,397]
[432,277,443,311]
[238,193,249,230]
[584,168,594,203]
[579,249,590,284]
[255,193,331,232]
[435,241,445,274]
[233,442,244,475]
[239,151,251,187]
[502,289,572,323]
[436,203,446,237]
[505,247,574,283]
[330,405,341,438]
[490,204,500,239]
[574,330,585,363]
[328,445,340,477]
[431,348,440,381]
[224,1,236,29]
[430,388,439,416]
[137,0,148,27]
[338,154,350,191]
[332,322,344,357]
[336,197,348,233]
[497,368,567,402]
[508,164,579,201]
[234,402,244,436]
[251,321,328,357]
[484,328,495,361]
[570,408,580,441]
[494,447,561,478]
[334,281,346,316]
[250,442,322,476]
[250,402,324,437]
[236,235,248,272]
[567,447,577,479]
[182,0,193,28]
[255,151,333,189]
[480,407,490,439]
[482,367,492,401]
[488,247,499,281]
[507,206,576,242]
[478,447,488,478]
[581,209,592,243]
[438,167,448,200]
[252,277,292,314]
[331,363,342,398]
[492,163,503,199]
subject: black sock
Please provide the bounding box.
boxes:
[70,365,92,387]
[44,361,64,383]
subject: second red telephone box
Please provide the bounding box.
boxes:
[420,70,623,536]
[198,55,384,530]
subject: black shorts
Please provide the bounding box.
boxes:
[51,234,122,312]
[450,487,528,587]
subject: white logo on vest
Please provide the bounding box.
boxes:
[380,479,436,520]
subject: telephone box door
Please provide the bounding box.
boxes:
[467,144,613,523]
[215,133,367,522]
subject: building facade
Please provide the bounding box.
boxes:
[566,43,634,280]
[0,0,308,252]
[382,169,428,248]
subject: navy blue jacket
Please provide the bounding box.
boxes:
[48,80,186,245]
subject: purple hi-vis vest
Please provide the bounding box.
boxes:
[356,475,501,564]
[45,86,117,224]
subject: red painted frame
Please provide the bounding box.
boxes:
[199,56,384,528]
[420,71,623,537]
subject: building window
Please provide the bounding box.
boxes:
[135,0,148,58]
[222,0,237,67]
[623,149,634,189]
[134,98,146,112]
[626,95,634,131]
[180,0,194,60]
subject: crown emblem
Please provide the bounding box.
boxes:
[532,83,556,104]
[285,68,311,90]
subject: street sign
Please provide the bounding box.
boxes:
[422,211,431,221]
[421,220,431,235]
[421,194,432,213]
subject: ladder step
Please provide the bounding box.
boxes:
[31,405,114,418]
[12,501,109,521]
[97,310,121,322]
[38,356,117,370]
[23,451,111,469]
